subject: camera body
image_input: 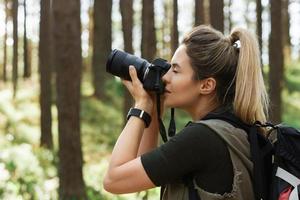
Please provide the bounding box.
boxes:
[106,49,171,94]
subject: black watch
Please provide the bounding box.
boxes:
[127,108,151,128]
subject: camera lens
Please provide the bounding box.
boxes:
[106,49,151,81]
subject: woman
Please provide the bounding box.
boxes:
[103,25,269,200]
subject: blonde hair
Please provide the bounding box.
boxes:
[182,25,269,124]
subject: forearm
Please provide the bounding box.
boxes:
[108,116,146,169]
[137,116,159,156]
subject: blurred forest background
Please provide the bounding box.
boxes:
[0,0,299,199]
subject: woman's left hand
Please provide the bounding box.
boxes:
[122,65,154,113]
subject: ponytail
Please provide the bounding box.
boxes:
[230,28,269,124]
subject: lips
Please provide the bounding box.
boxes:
[164,88,171,93]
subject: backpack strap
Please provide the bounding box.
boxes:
[276,167,300,200]
[183,175,201,200]
[202,112,274,200]
[187,180,201,200]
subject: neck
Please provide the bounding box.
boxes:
[186,97,219,121]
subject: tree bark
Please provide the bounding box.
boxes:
[92,0,112,100]
[269,0,284,123]
[171,0,179,55]
[39,0,53,149]
[23,0,31,78]
[141,0,156,61]
[256,0,263,66]
[209,0,224,33]
[195,0,205,26]
[52,0,86,198]
[227,0,233,33]
[3,0,8,82]
[282,0,291,63]
[120,0,134,123]
[12,0,18,98]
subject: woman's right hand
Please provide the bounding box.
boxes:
[122,66,153,114]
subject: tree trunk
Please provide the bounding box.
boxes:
[120,0,134,123]
[226,0,233,33]
[171,0,178,55]
[269,0,283,123]
[3,0,8,82]
[12,0,18,98]
[39,0,53,149]
[195,0,205,26]
[92,0,112,100]
[209,0,224,33]
[141,0,156,61]
[256,0,263,66]
[282,0,291,63]
[52,0,86,198]
[23,0,31,78]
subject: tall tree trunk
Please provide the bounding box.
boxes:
[256,0,263,66]
[23,0,31,78]
[12,0,18,98]
[92,0,112,100]
[195,0,205,26]
[53,0,86,198]
[171,0,178,55]
[269,0,283,123]
[141,0,156,61]
[226,0,233,34]
[39,0,53,149]
[282,0,291,63]
[120,0,134,123]
[209,0,224,33]
[3,0,8,82]
[88,3,93,70]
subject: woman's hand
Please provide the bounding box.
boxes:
[122,66,153,113]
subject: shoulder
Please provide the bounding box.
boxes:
[167,122,228,151]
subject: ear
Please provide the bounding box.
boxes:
[198,77,216,95]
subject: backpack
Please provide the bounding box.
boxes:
[186,112,300,200]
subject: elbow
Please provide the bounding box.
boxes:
[103,174,122,194]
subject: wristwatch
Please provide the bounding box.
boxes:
[127,108,151,128]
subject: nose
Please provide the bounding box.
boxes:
[162,68,171,84]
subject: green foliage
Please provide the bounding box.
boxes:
[0,143,58,200]
[285,61,300,94]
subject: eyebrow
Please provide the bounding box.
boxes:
[171,63,181,68]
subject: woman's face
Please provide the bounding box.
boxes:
[162,45,202,110]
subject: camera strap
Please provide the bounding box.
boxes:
[156,93,176,143]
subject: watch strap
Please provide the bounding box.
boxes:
[127,108,151,128]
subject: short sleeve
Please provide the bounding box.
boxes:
[140,123,231,186]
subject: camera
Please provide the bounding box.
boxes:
[106,49,171,94]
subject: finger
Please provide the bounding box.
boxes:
[122,79,133,91]
[129,65,141,85]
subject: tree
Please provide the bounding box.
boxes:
[269,0,284,123]
[3,0,8,82]
[92,0,112,99]
[171,0,179,55]
[209,0,224,33]
[282,0,291,63]
[23,0,31,78]
[256,0,263,65]
[39,0,53,149]
[12,0,18,98]
[226,0,233,33]
[52,0,86,198]
[141,0,156,61]
[195,0,205,26]
[120,0,134,122]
